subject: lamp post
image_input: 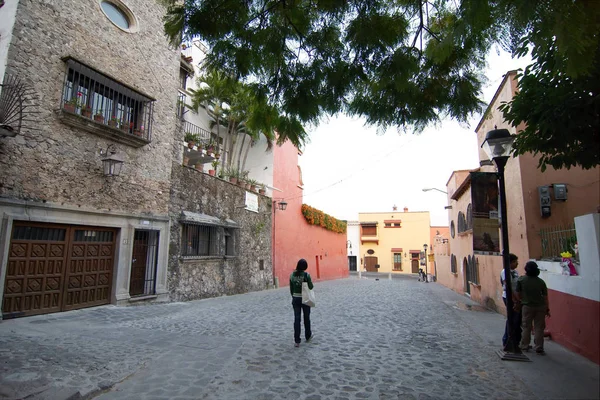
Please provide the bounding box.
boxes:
[272,199,287,288]
[481,128,524,359]
[423,243,428,283]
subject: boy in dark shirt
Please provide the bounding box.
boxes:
[515,261,550,354]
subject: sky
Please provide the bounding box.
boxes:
[298,50,531,227]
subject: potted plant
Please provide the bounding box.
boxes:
[226,167,238,184]
[63,92,82,113]
[247,178,258,192]
[121,120,130,133]
[206,139,216,154]
[108,115,119,128]
[134,125,144,137]
[209,159,219,176]
[94,109,104,123]
[81,104,92,118]
[258,184,266,195]
[184,132,198,149]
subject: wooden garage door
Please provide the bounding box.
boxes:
[2,222,117,318]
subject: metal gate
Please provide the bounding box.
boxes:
[348,256,357,271]
[2,222,117,318]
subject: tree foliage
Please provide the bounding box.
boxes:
[162,0,600,170]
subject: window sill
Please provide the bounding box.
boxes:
[180,255,236,262]
[452,272,458,276]
[469,282,481,288]
[58,109,150,148]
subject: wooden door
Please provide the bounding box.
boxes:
[129,230,149,296]
[365,256,378,272]
[2,222,116,318]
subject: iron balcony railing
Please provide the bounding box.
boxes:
[182,120,211,144]
[540,223,578,260]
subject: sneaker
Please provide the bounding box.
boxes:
[535,348,545,355]
[306,335,313,342]
[294,343,300,347]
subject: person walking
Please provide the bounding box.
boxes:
[501,253,522,347]
[290,259,313,347]
[515,261,550,355]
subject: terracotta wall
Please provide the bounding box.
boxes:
[273,140,348,286]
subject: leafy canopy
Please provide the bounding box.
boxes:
[161,0,600,169]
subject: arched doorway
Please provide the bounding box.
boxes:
[464,257,471,295]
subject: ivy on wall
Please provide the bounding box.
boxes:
[301,204,347,234]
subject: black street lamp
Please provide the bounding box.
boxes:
[481,128,526,361]
[423,243,429,283]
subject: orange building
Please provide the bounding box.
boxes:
[272,140,349,287]
[435,71,600,363]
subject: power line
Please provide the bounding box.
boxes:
[284,136,416,202]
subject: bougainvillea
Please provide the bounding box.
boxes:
[301,204,347,234]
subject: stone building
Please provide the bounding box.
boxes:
[0,0,180,318]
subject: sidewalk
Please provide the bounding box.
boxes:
[425,280,599,400]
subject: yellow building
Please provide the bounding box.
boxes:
[358,207,430,274]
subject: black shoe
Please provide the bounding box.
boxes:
[306,335,313,342]
[535,348,545,355]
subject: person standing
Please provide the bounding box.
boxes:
[290,259,313,347]
[501,253,521,347]
[515,261,550,355]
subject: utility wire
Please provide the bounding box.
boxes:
[283,136,416,202]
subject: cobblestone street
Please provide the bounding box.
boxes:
[0,275,598,400]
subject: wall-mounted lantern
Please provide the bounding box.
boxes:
[99,144,124,177]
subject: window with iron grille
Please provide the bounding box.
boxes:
[181,223,238,257]
[61,58,154,141]
[393,253,402,271]
[182,224,217,256]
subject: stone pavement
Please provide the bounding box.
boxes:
[0,275,598,400]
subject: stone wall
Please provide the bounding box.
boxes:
[168,161,273,301]
[0,0,179,215]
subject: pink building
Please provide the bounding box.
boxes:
[435,71,600,363]
[272,140,348,287]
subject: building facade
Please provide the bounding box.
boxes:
[435,71,600,363]
[358,207,430,274]
[0,0,179,318]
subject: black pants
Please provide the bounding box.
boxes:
[502,297,522,346]
[292,297,312,344]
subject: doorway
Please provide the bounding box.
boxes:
[365,256,378,272]
[348,256,357,271]
[129,230,159,296]
[463,257,471,295]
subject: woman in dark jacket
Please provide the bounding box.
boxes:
[290,258,314,347]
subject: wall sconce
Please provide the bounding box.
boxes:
[273,199,287,211]
[99,144,124,177]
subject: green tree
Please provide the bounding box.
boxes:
[190,68,305,171]
[162,0,600,169]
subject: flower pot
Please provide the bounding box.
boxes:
[108,120,118,128]
[250,185,256,191]
[82,110,92,118]
[94,115,104,123]
[63,103,76,113]
[194,162,203,170]
[229,177,237,184]
[259,189,266,195]
[183,155,190,166]
[214,153,220,159]
[134,129,144,137]
[187,141,195,149]
[208,170,216,176]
